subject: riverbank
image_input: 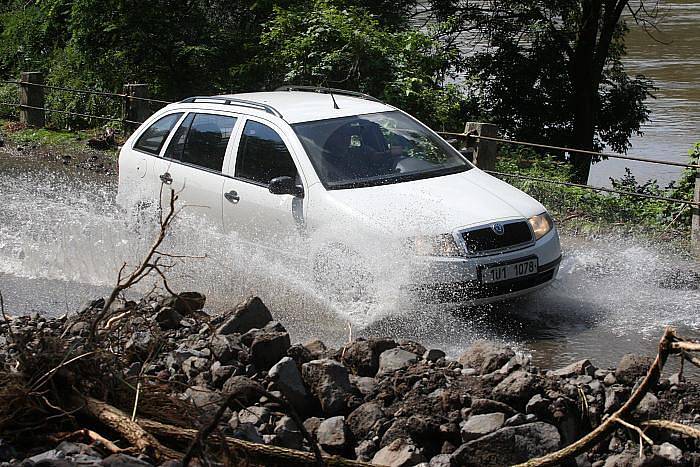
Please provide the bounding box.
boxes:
[1,293,699,466]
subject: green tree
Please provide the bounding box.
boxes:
[452,0,655,183]
[261,0,465,129]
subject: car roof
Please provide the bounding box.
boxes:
[175,91,396,124]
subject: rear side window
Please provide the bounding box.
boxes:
[164,114,194,161]
[133,113,183,155]
[180,114,237,172]
[236,120,297,185]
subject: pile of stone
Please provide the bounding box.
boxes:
[1,294,699,467]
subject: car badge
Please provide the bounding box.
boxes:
[492,223,505,235]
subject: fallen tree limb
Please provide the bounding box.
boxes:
[514,326,677,467]
[137,418,376,467]
[74,394,181,462]
[642,420,700,440]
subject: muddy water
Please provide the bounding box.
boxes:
[1,153,698,369]
[588,1,700,186]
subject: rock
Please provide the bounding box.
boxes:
[458,340,515,375]
[303,417,322,439]
[504,413,528,427]
[615,354,653,385]
[604,386,629,414]
[424,349,446,362]
[160,292,206,314]
[238,406,271,425]
[221,376,265,407]
[125,331,153,357]
[381,419,411,448]
[602,451,637,467]
[525,394,550,418]
[347,402,385,440]
[452,422,561,467]
[603,373,617,385]
[250,331,291,371]
[287,343,313,365]
[155,306,183,330]
[655,442,683,464]
[470,398,516,416]
[351,375,376,396]
[371,438,426,467]
[217,297,272,335]
[355,439,378,462]
[209,335,241,365]
[635,392,658,418]
[231,423,264,443]
[302,359,354,416]
[548,359,595,378]
[397,339,427,356]
[317,416,347,450]
[429,454,452,467]
[273,416,304,450]
[303,339,328,358]
[341,337,397,376]
[0,439,17,462]
[184,386,223,417]
[492,370,542,410]
[182,356,208,379]
[460,412,505,441]
[269,356,311,415]
[102,453,153,466]
[496,354,530,375]
[378,348,419,374]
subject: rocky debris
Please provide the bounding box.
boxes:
[217,296,272,335]
[371,438,426,467]
[378,347,419,374]
[341,337,397,376]
[2,293,700,467]
[460,412,505,441]
[302,359,354,416]
[317,416,348,450]
[458,340,515,375]
[452,422,561,466]
[615,354,654,385]
[491,370,542,410]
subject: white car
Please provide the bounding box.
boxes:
[117,87,561,303]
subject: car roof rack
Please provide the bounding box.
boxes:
[274,85,383,104]
[179,96,284,119]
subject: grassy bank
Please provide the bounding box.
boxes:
[495,144,699,246]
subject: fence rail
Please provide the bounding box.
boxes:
[2,72,699,253]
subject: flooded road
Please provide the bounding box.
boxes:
[1,153,698,369]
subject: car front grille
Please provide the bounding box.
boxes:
[461,220,533,255]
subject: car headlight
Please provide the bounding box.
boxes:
[410,234,462,257]
[528,212,554,240]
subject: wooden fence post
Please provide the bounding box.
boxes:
[465,122,498,171]
[122,83,149,132]
[19,72,44,128]
[692,172,700,256]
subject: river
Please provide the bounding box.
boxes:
[1,151,698,369]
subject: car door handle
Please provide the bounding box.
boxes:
[224,190,240,204]
[159,172,173,185]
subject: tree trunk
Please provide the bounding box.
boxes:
[569,0,602,184]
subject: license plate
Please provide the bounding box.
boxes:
[481,258,538,284]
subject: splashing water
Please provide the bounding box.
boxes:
[1,154,698,367]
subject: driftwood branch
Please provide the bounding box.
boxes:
[514,326,677,467]
[642,420,700,440]
[138,418,375,467]
[74,394,181,462]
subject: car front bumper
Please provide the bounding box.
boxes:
[408,227,562,304]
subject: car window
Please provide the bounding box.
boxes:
[236,120,297,185]
[133,113,183,155]
[163,113,194,161]
[177,113,237,172]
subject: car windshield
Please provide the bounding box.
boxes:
[292,111,471,189]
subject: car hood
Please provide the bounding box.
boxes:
[320,169,546,237]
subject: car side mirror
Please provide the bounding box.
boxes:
[269,176,304,197]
